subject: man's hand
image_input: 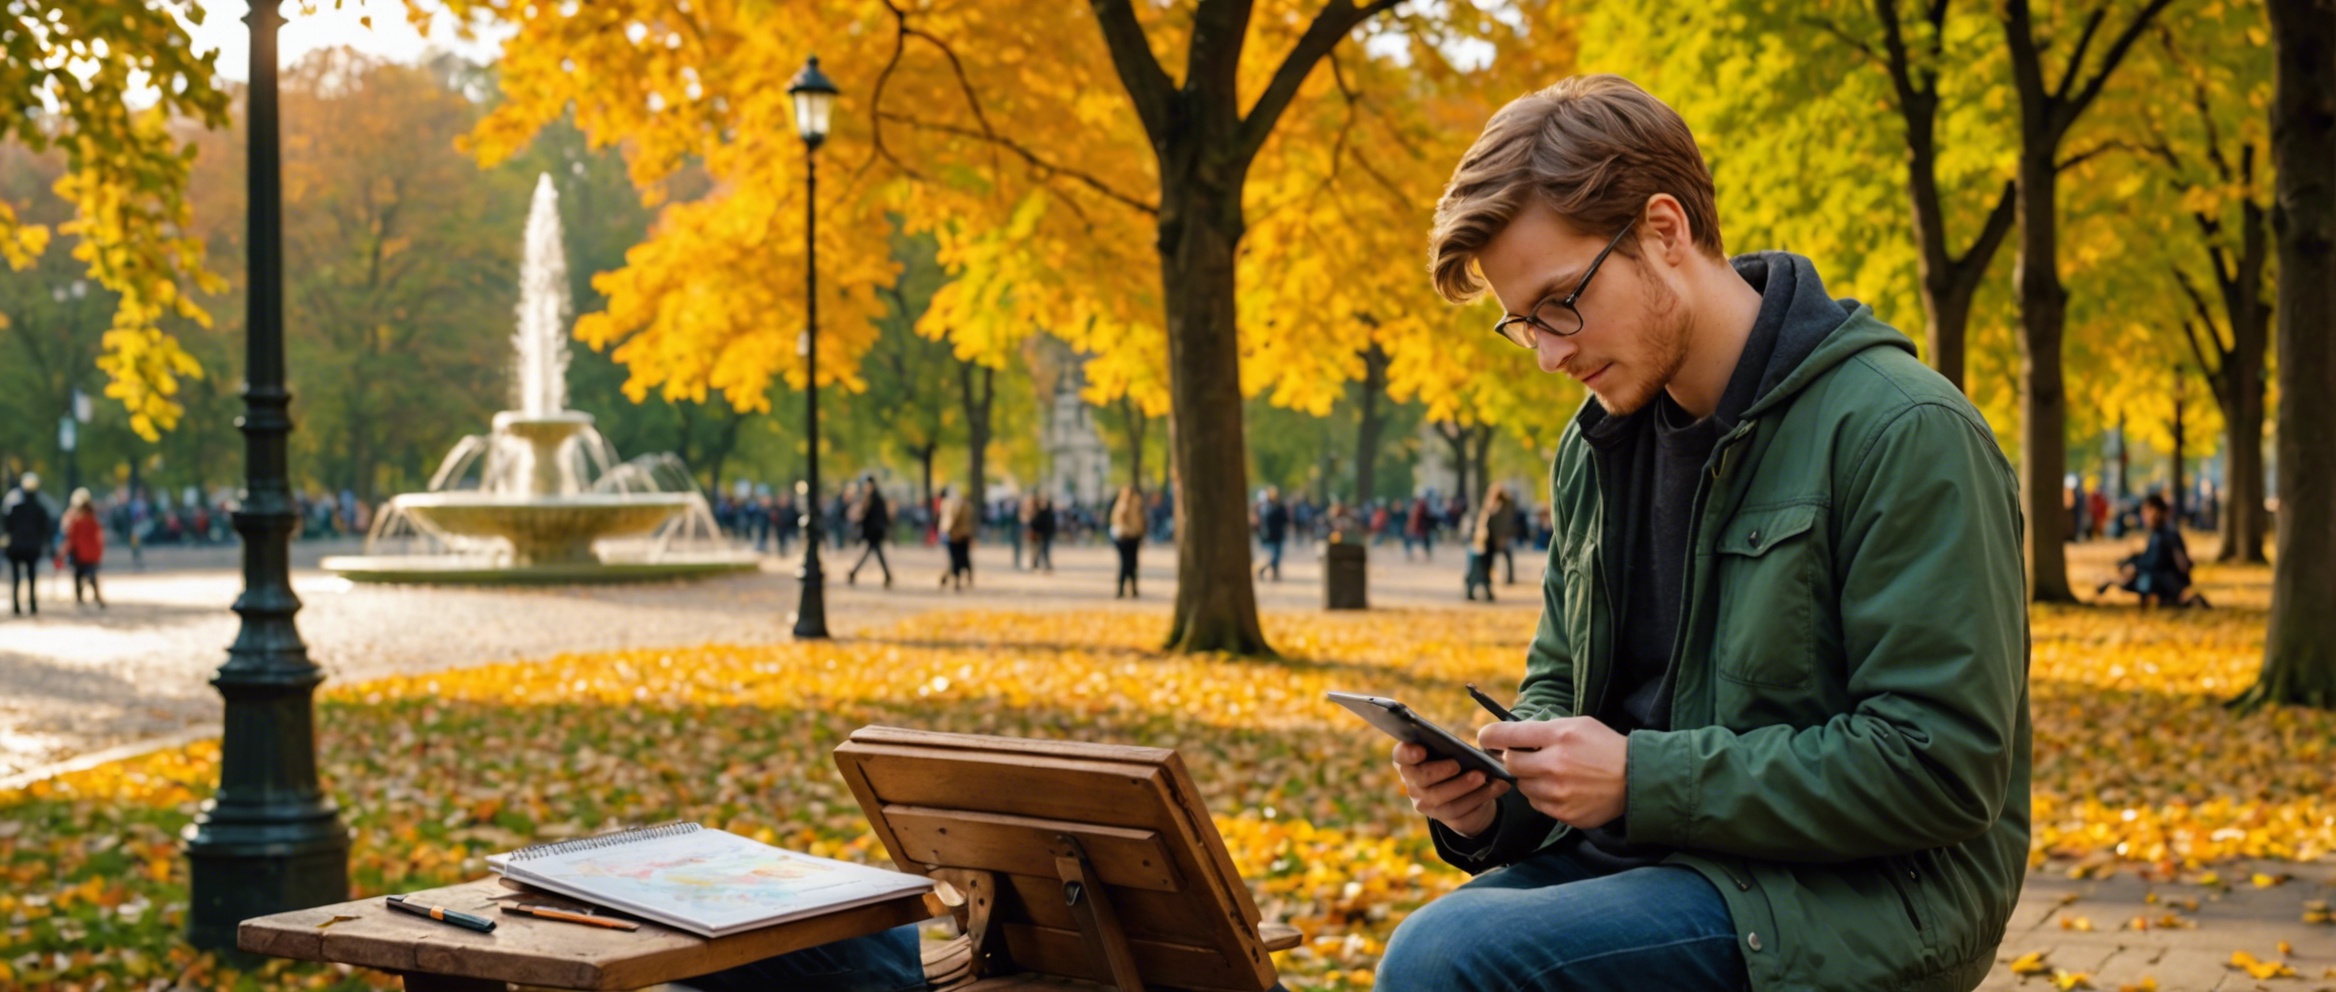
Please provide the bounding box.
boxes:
[1478,717,1629,830]
[1392,742,1510,838]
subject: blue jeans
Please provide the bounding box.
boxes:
[681,923,926,992]
[1377,843,1749,991]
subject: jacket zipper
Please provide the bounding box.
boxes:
[1885,859,1925,931]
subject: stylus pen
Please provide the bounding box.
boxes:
[1466,683,1519,722]
[386,894,497,932]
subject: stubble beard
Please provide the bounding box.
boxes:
[1588,262,1690,417]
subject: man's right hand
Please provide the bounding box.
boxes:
[1393,741,1510,838]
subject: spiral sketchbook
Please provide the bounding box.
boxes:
[485,822,933,938]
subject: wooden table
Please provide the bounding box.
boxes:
[238,878,940,991]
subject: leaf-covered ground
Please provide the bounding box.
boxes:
[4,579,2330,990]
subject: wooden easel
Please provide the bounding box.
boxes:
[834,727,1301,992]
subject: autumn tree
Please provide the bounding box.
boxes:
[3,0,233,438]
[449,0,1572,654]
[2133,15,2276,564]
[2238,0,2336,711]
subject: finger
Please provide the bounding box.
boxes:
[1397,756,1463,791]
[1416,769,1492,808]
[1420,779,1509,822]
[1391,742,1427,765]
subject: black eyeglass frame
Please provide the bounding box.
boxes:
[1491,215,1639,349]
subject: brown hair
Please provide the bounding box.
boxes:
[1428,75,1725,303]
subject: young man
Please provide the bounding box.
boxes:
[1379,75,2030,992]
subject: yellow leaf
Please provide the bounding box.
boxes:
[2010,951,2051,976]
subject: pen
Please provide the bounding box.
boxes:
[500,903,642,930]
[386,894,497,932]
[1466,683,1519,722]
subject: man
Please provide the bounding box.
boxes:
[1254,486,1290,582]
[1378,75,2030,992]
[5,472,54,616]
[2098,493,2206,608]
[845,474,893,588]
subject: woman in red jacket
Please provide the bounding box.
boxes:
[60,488,104,609]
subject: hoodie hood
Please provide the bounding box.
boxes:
[1574,252,1914,435]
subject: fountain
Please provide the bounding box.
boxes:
[323,175,760,584]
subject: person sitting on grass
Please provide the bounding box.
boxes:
[2097,493,2209,608]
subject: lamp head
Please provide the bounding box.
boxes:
[788,56,839,149]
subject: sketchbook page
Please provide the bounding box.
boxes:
[498,827,931,937]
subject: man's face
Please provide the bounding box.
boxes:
[1475,197,1687,416]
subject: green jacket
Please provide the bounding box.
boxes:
[1436,301,2031,992]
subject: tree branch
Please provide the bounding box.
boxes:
[875,111,1159,215]
[1805,15,1884,68]
[1088,0,1176,144]
[2061,0,2178,124]
[2056,139,2145,172]
[2173,266,2232,366]
[1951,180,2019,281]
[2050,5,2110,103]
[1234,0,1403,165]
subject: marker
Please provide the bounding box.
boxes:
[500,903,641,930]
[386,894,497,933]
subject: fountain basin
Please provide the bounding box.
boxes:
[398,492,691,564]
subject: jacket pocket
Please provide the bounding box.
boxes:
[1711,502,1824,690]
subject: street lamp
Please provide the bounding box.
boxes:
[182,0,350,951]
[787,55,838,640]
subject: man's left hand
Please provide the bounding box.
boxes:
[1477,717,1630,830]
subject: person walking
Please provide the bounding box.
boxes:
[1254,486,1291,582]
[60,487,104,609]
[1404,496,1435,561]
[1028,494,1057,573]
[845,475,893,588]
[1465,485,1515,602]
[938,485,976,591]
[5,472,53,616]
[1109,483,1145,599]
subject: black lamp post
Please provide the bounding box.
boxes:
[787,55,838,641]
[182,0,350,951]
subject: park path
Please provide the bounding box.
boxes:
[3,534,2327,989]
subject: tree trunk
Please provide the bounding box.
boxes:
[1159,182,1269,656]
[2238,0,2336,711]
[704,408,747,500]
[1471,424,1494,504]
[916,443,936,519]
[1354,343,1388,504]
[2170,379,2185,520]
[1119,395,1149,489]
[959,361,993,513]
[2218,199,2274,563]
[1435,422,1471,510]
[2013,147,2077,602]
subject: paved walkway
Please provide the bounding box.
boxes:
[4,534,2327,988]
[0,535,1506,783]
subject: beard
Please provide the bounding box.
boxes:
[1587,262,1690,417]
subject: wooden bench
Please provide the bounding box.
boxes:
[240,727,1298,990]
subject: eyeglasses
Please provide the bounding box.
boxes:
[1491,216,1638,349]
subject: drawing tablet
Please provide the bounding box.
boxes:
[1326,691,1515,784]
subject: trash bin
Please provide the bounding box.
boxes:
[1324,540,1368,610]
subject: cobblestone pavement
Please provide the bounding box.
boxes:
[5,535,2327,989]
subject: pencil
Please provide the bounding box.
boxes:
[499,903,642,930]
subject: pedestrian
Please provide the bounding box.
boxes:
[1465,485,1514,602]
[938,485,976,591]
[1109,483,1145,598]
[1004,495,1024,570]
[1254,485,1290,582]
[5,471,53,616]
[1404,496,1434,561]
[1381,75,2029,991]
[845,475,893,588]
[59,487,104,609]
[1028,494,1057,573]
[2098,493,2208,608]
